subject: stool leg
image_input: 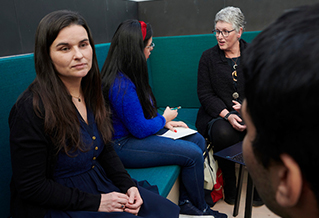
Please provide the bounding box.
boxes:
[233,164,244,217]
[244,173,254,218]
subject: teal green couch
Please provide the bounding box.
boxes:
[0,31,260,218]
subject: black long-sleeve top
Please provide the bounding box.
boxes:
[196,39,248,136]
[9,88,136,218]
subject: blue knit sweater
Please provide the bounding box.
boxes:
[109,73,166,139]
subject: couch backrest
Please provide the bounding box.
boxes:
[149,31,261,108]
[0,54,36,218]
[95,43,111,70]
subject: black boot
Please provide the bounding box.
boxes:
[219,159,237,205]
[253,188,264,207]
[223,177,236,205]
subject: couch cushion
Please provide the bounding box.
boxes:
[126,165,180,197]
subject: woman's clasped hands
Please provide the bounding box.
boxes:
[229,100,246,132]
[98,187,143,215]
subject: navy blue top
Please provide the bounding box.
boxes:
[54,108,104,179]
[9,89,136,217]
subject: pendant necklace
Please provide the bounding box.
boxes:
[226,54,240,100]
[229,57,238,82]
[71,95,81,102]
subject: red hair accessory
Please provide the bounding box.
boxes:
[139,21,147,40]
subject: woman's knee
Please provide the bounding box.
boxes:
[183,132,206,152]
[210,120,241,149]
[179,142,204,165]
[190,146,204,165]
[211,120,233,137]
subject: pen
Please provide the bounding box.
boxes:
[171,106,181,110]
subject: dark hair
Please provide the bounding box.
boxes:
[31,10,112,155]
[101,19,157,118]
[143,22,153,48]
[243,4,319,202]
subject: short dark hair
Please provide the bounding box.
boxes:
[243,3,319,203]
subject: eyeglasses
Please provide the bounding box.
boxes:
[146,42,155,49]
[212,29,235,38]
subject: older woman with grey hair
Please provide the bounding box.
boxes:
[196,6,263,206]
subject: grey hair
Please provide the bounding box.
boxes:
[215,6,246,32]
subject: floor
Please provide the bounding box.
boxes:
[212,166,280,218]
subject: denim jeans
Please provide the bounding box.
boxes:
[112,128,207,211]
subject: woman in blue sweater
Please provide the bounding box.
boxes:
[101,19,227,218]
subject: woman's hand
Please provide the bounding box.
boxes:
[221,100,245,131]
[228,114,246,132]
[124,187,143,215]
[164,121,188,132]
[232,100,241,113]
[98,192,129,212]
[98,188,143,215]
[162,106,178,123]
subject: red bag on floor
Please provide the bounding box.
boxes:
[203,145,224,206]
[210,168,224,202]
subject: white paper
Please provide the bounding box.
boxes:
[158,127,197,140]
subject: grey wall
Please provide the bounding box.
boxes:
[138,0,319,37]
[1,0,319,57]
[0,0,137,57]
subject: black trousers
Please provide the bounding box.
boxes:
[208,118,246,194]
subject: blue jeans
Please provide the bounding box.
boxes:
[112,128,207,211]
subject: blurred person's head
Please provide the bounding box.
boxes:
[242,4,319,218]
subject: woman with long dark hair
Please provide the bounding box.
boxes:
[101,19,227,218]
[9,10,179,218]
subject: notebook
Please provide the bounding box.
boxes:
[157,127,197,140]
